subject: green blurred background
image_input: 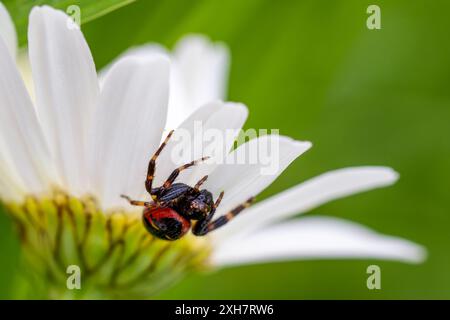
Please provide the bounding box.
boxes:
[1,0,449,299]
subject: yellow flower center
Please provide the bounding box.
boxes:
[4,191,212,299]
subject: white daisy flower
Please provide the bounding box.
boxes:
[0,4,425,299]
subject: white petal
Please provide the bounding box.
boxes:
[98,43,168,84]
[0,2,17,59]
[212,216,426,266]
[28,6,99,195]
[153,101,248,188]
[167,35,229,128]
[205,135,311,217]
[98,35,229,129]
[0,36,56,199]
[89,55,170,209]
[0,176,20,200]
[173,35,229,107]
[0,139,27,200]
[17,52,35,102]
[110,44,168,63]
[214,166,399,239]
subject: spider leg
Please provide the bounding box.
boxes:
[120,194,156,208]
[214,191,225,208]
[192,192,255,236]
[207,196,254,234]
[145,130,174,198]
[193,175,209,191]
[161,156,210,190]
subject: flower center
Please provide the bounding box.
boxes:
[4,191,211,299]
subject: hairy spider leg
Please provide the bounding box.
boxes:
[193,175,209,191]
[145,130,175,200]
[120,194,156,208]
[193,196,254,236]
[214,191,225,208]
[160,157,210,192]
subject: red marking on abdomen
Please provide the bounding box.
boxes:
[144,207,190,235]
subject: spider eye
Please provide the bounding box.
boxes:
[192,200,206,211]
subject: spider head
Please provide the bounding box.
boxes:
[183,190,214,220]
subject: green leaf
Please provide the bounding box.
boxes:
[2,0,136,46]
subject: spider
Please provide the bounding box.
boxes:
[121,130,255,241]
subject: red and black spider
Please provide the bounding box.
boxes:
[121,130,255,241]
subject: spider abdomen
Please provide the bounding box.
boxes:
[143,207,191,240]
